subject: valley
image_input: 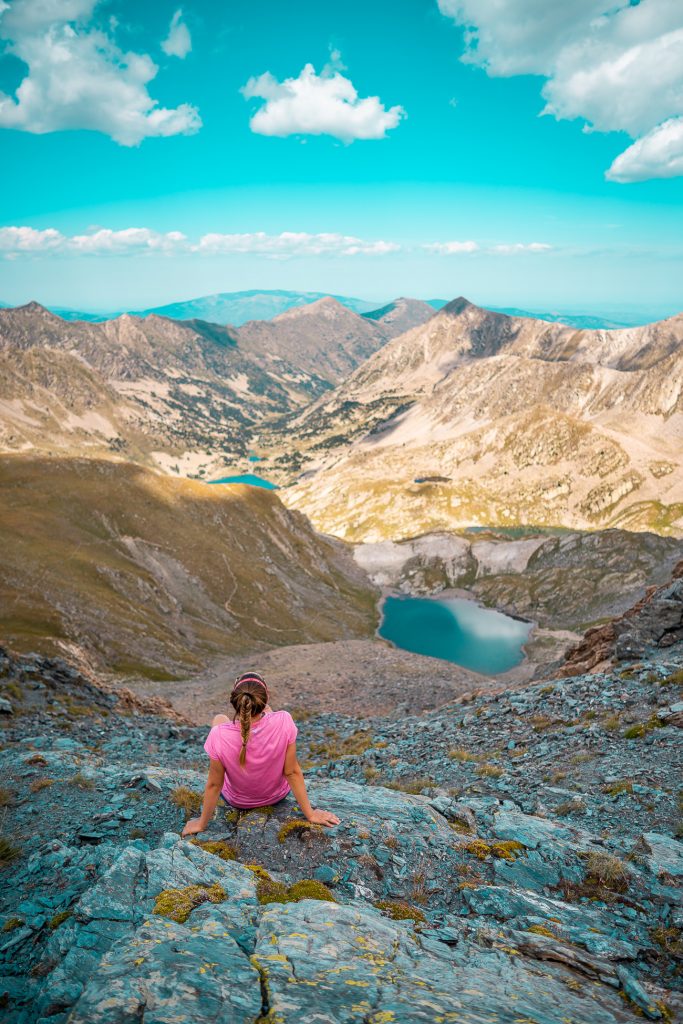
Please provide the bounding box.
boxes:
[1,289,682,1024]
[1,294,682,700]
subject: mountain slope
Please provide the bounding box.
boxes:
[0,455,377,676]
[362,296,436,336]
[0,303,334,477]
[270,299,683,541]
[138,289,380,325]
[235,297,390,385]
[0,299,404,475]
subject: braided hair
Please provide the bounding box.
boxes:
[229,672,268,767]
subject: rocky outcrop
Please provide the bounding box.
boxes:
[354,527,683,631]
[1,638,682,1022]
[561,559,683,674]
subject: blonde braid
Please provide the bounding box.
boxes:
[237,693,253,767]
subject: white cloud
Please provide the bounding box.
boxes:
[241,59,405,142]
[437,0,683,182]
[196,231,400,258]
[69,228,188,254]
[422,240,478,254]
[0,226,400,259]
[491,242,552,254]
[0,225,65,256]
[608,115,683,182]
[161,8,191,60]
[0,0,201,145]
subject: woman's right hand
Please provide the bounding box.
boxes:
[307,808,340,827]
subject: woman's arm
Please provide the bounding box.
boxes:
[283,743,340,827]
[181,758,225,837]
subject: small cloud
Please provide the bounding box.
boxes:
[195,231,400,258]
[241,59,405,142]
[162,9,192,60]
[69,228,188,255]
[422,240,478,254]
[491,242,552,254]
[448,97,458,108]
[0,225,65,255]
[0,226,188,258]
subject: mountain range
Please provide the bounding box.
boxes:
[0,296,432,479]
[272,297,683,541]
[0,289,651,329]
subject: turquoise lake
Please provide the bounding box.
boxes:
[208,474,277,489]
[379,596,531,674]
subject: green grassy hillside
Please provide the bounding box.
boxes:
[0,455,377,678]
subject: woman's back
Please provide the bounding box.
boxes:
[204,709,297,809]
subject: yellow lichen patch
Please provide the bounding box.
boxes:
[526,924,557,939]
[153,883,226,923]
[189,839,238,861]
[277,819,323,843]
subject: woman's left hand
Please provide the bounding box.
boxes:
[181,817,205,838]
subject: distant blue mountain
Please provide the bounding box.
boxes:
[0,293,663,330]
[135,289,382,326]
[487,306,638,329]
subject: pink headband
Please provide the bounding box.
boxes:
[232,675,269,701]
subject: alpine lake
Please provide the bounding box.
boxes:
[379,594,532,674]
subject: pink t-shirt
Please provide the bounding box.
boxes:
[203,710,298,809]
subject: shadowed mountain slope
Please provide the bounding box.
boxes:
[0,455,377,677]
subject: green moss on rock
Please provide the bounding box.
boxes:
[49,910,72,929]
[189,839,238,861]
[153,882,226,923]
[256,877,337,906]
[374,899,426,924]
[277,819,323,843]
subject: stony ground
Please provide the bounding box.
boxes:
[1,641,682,1023]
[129,636,541,724]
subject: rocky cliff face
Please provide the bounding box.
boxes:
[354,527,683,631]
[272,300,683,541]
[1,624,681,1022]
[561,559,683,675]
[0,455,377,678]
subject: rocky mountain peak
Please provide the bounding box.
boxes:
[440,295,477,317]
[11,300,58,319]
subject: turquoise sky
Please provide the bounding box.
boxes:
[1,0,682,316]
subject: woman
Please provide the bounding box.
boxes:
[181,672,339,836]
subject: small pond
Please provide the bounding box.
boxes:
[208,473,278,490]
[379,595,531,674]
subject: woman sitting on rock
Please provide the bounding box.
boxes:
[181,672,339,836]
